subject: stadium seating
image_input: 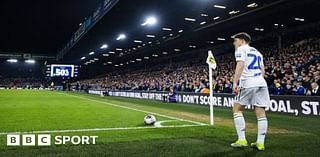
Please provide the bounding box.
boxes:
[73,37,320,96]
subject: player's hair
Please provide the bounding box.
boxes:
[232,32,251,43]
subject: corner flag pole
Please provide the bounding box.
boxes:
[206,50,217,126]
[209,64,214,126]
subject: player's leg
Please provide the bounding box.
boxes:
[231,103,248,147]
[233,104,246,142]
[251,107,267,151]
[231,88,250,147]
[256,107,268,144]
[251,87,270,151]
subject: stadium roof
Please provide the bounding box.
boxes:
[1,0,320,66]
[0,0,102,55]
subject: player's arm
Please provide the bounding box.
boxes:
[233,47,246,94]
[233,61,245,94]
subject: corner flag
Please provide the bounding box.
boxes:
[206,50,217,126]
[206,50,217,70]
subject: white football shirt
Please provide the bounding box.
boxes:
[234,44,268,88]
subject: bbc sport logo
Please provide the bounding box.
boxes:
[7,134,98,146]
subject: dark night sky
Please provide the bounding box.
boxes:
[0,0,319,60]
[0,0,101,54]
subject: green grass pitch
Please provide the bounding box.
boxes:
[0,90,319,157]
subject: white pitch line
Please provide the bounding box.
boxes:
[154,120,178,128]
[59,92,207,126]
[0,124,204,135]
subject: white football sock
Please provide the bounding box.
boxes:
[257,116,268,144]
[233,112,246,141]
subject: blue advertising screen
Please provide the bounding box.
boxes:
[50,64,75,77]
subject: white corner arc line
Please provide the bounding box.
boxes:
[154,120,178,128]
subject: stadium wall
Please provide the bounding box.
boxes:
[88,90,320,117]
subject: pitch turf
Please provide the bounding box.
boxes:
[0,90,319,157]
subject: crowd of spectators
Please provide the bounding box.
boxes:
[263,38,320,96]
[74,37,320,96]
[0,77,45,89]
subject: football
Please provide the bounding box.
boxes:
[144,114,156,125]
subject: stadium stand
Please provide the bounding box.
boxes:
[0,78,45,89]
[74,36,320,96]
[0,64,46,89]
